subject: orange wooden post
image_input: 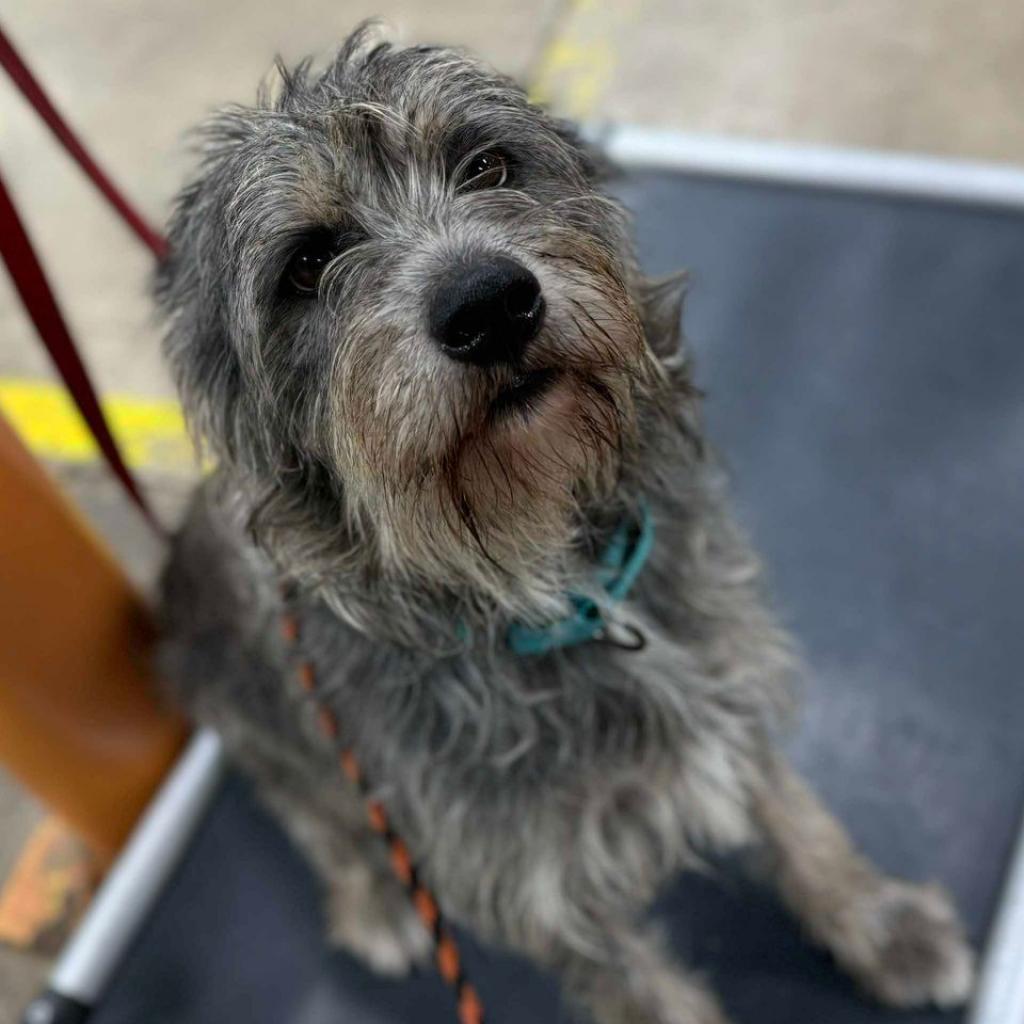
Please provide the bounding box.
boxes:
[0,411,187,858]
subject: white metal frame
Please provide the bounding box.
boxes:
[27,127,1024,1024]
[968,821,1024,1024]
[590,124,1024,211]
[49,729,225,1006]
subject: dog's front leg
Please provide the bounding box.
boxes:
[255,776,432,977]
[530,923,730,1024]
[750,754,974,1008]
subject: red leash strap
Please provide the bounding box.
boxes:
[280,608,486,1024]
[0,23,167,261]
[0,165,162,532]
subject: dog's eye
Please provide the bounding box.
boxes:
[284,234,340,296]
[460,150,510,192]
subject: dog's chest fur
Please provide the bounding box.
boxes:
[161,471,793,938]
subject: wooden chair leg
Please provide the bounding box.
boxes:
[0,410,187,858]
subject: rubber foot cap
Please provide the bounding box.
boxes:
[21,991,90,1024]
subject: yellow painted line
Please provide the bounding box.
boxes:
[529,0,644,120]
[0,378,195,473]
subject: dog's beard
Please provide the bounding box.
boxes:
[443,363,630,526]
[330,272,659,620]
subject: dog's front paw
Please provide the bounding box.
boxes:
[325,882,432,977]
[835,880,975,1009]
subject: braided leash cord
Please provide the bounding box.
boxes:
[279,608,485,1024]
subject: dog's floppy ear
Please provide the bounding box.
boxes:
[154,162,246,467]
[639,272,689,360]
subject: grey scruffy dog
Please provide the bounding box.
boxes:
[157,26,974,1024]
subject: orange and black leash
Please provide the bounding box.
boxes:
[279,605,486,1024]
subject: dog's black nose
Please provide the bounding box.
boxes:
[429,256,545,366]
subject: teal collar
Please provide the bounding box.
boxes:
[506,505,654,656]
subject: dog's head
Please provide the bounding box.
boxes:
[158,26,693,632]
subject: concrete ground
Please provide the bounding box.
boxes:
[0,1,1021,1019]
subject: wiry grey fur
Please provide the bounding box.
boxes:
[157,27,974,1023]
